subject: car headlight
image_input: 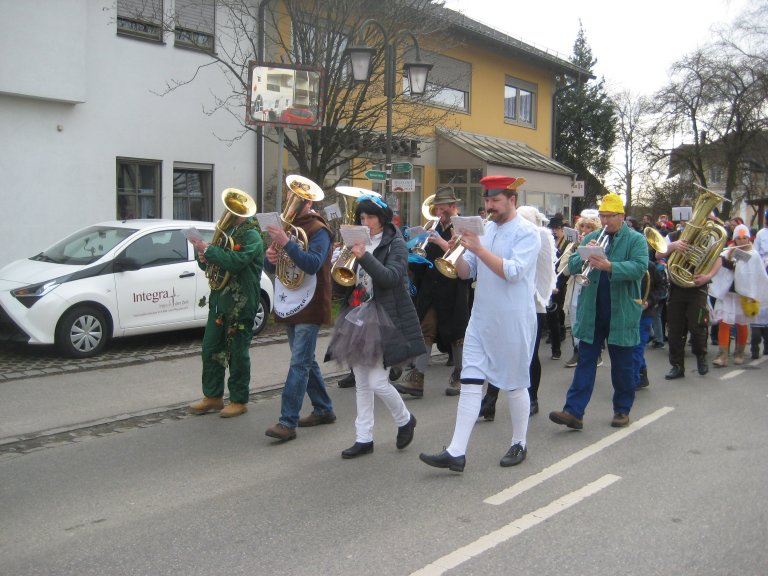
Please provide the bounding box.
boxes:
[11,279,63,308]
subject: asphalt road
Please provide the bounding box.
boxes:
[1,343,767,576]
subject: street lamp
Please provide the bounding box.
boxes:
[344,19,432,195]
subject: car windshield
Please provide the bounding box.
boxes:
[32,226,138,265]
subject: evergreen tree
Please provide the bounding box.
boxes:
[555,25,617,213]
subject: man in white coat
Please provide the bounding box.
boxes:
[419,175,540,472]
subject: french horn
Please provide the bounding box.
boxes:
[205,188,257,290]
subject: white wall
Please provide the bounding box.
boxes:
[0,0,258,267]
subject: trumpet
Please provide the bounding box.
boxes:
[330,186,383,286]
[555,241,576,277]
[574,227,608,286]
[411,194,440,258]
[435,214,494,279]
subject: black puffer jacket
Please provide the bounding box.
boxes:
[331,223,426,368]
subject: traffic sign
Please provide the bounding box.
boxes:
[391,162,413,172]
[365,170,387,181]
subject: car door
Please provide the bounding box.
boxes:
[114,229,199,330]
[194,228,215,321]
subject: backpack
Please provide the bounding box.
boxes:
[656,262,670,301]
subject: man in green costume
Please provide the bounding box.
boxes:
[188,215,264,418]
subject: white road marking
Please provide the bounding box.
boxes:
[484,406,674,506]
[410,474,622,576]
[750,356,767,366]
[721,370,745,380]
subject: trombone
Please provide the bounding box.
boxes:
[574,227,608,286]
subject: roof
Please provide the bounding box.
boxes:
[437,128,575,176]
[438,8,593,80]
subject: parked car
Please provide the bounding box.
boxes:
[279,107,315,125]
[0,220,273,358]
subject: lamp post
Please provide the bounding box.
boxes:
[344,19,432,196]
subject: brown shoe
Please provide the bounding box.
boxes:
[265,423,297,441]
[549,410,583,430]
[611,413,630,428]
[445,369,461,396]
[219,402,248,418]
[393,369,424,397]
[298,412,337,427]
[189,396,224,415]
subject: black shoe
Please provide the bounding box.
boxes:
[478,395,497,421]
[338,371,356,388]
[445,357,454,367]
[551,351,562,360]
[500,443,527,467]
[419,449,466,472]
[665,365,685,380]
[652,341,665,349]
[697,355,709,375]
[396,414,416,449]
[529,400,539,416]
[341,441,373,459]
[751,346,760,360]
[637,368,649,389]
[389,366,403,381]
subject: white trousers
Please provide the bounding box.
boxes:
[352,360,411,443]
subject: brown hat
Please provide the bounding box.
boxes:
[430,187,461,205]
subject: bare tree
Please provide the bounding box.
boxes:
[132,0,460,206]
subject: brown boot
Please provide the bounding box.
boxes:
[393,369,424,397]
[219,402,248,418]
[445,369,461,396]
[733,345,745,365]
[189,396,224,415]
[712,347,729,368]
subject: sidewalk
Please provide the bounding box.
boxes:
[0,333,348,444]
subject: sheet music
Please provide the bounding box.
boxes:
[255,212,282,231]
[450,215,485,236]
[732,248,752,262]
[577,245,606,260]
[182,227,204,242]
[563,226,579,243]
[406,226,427,239]
[340,224,371,246]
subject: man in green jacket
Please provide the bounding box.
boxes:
[549,194,647,430]
[188,214,264,418]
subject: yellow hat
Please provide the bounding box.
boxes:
[598,193,625,214]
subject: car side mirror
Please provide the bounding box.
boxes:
[114,256,142,272]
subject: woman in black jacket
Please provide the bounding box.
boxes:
[328,198,426,458]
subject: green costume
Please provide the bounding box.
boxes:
[198,219,264,403]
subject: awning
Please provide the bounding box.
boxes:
[437,128,575,195]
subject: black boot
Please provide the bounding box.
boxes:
[338,370,356,388]
[479,393,498,421]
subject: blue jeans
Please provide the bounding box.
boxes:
[564,319,636,420]
[632,316,653,388]
[279,323,333,429]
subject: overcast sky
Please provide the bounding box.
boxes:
[444,0,749,95]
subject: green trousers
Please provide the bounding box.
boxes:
[201,310,254,404]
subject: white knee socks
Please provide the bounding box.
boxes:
[507,388,530,448]
[447,384,482,456]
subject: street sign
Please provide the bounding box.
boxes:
[365,170,387,181]
[391,178,416,193]
[391,162,413,172]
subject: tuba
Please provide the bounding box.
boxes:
[275,175,325,289]
[411,194,440,258]
[206,188,258,290]
[331,187,382,286]
[666,183,729,288]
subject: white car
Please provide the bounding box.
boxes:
[0,220,273,358]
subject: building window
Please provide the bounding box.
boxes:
[117,0,163,43]
[710,165,723,184]
[438,168,483,216]
[504,76,536,128]
[404,50,471,113]
[173,164,213,221]
[175,0,216,53]
[117,158,161,219]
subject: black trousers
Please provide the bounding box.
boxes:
[667,285,709,368]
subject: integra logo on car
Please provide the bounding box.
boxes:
[133,288,177,305]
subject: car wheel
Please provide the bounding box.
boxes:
[56,306,109,358]
[252,295,268,337]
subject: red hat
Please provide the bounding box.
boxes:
[479,175,526,197]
